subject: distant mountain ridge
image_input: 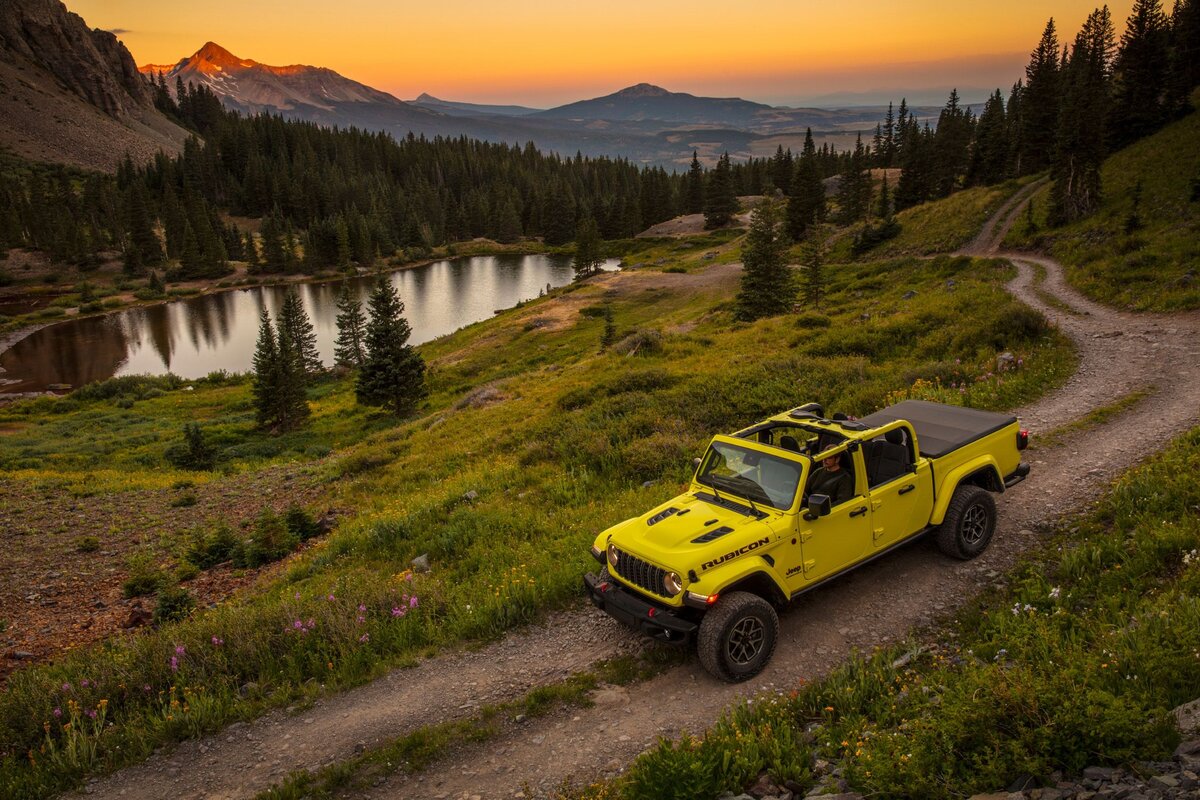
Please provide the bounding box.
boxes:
[535,82,774,127]
[0,0,187,171]
[411,92,541,117]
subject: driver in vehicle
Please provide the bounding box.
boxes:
[807,454,854,506]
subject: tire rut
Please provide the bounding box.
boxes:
[76,189,1200,800]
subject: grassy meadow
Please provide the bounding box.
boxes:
[0,217,1077,796]
[561,425,1200,800]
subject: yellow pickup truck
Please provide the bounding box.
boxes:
[585,400,1030,682]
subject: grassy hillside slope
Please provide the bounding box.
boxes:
[1004,104,1200,311]
[0,233,1074,796]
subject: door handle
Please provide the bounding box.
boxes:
[898,485,915,495]
[849,507,868,517]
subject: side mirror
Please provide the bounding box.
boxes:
[693,457,702,468]
[804,493,832,521]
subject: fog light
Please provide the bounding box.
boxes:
[607,542,619,567]
[663,571,682,595]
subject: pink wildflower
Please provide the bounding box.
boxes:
[211,636,224,646]
[86,709,97,719]
[358,633,369,643]
[305,618,315,629]
[358,604,367,612]
[409,596,419,609]
[327,593,335,602]
[391,607,405,617]
[174,645,186,656]
[169,656,179,672]
[356,615,365,624]
[81,679,90,688]
[293,620,304,630]
[61,683,71,692]
[52,708,62,718]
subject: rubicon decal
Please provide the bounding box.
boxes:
[700,537,770,571]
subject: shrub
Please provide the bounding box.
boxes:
[237,509,298,568]
[74,535,100,553]
[153,584,195,624]
[187,522,241,569]
[165,423,217,471]
[284,505,321,541]
[170,492,198,508]
[121,562,163,598]
[611,329,664,356]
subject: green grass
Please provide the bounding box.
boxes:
[828,178,1036,262]
[1004,101,1200,311]
[0,247,1076,798]
[558,426,1200,800]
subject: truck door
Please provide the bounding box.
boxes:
[788,449,872,591]
[863,427,934,549]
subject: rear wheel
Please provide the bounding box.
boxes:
[936,484,996,559]
[697,591,778,682]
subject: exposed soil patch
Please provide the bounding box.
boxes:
[0,464,330,682]
[73,192,1200,800]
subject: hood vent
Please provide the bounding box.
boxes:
[691,526,733,544]
[646,507,680,526]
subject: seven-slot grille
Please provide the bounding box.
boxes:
[612,547,671,598]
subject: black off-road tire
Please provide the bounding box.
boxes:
[936,484,997,559]
[697,591,779,682]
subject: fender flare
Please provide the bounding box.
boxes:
[691,558,788,605]
[931,456,1004,525]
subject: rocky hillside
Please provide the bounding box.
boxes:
[0,0,187,171]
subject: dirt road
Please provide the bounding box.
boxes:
[76,189,1200,800]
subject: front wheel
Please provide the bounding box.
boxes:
[936,484,996,559]
[697,591,778,682]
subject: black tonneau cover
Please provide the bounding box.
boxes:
[858,400,1017,459]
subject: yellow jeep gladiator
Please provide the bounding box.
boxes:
[584,400,1030,682]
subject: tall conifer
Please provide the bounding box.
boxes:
[735,195,794,320]
[356,278,427,416]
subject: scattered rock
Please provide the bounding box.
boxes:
[7,650,35,660]
[46,383,72,392]
[996,352,1017,371]
[463,490,479,502]
[122,601,152,629]
[238,682,258,698]
[945,279,957,289]
[1173,698,1200,734]
[902,290,918,300]
[641,480,656,489]
[411,553,431,573]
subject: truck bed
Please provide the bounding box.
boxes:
[859,400,1018,459]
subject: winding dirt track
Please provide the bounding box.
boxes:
[77,191,1200,800]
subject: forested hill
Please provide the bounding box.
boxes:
[0,80,852,281]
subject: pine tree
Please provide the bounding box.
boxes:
[735,195,794,320]
[1169,0,1200,108]
[356,277,427,416]
[573,217,603,281]
[684,152,705,214]
[124,182,162,272]
[876,176,893,219]
[932,89,973,196]
[787,129,825,239]
[703,152,737,229]
[1022,19,1063,174]
[179,223,203,278]
[837,135,872,224]
[801,237,825,310]
[148,269,165,296]
[333,283,367,368]
[1112,0,1172,146]
[967,89,1010,186]
[601,304,617,350]
[252,308,310,432]
[278,287,322,377]
[1050,7,1116,224]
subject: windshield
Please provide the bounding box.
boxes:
[696,440,805,511]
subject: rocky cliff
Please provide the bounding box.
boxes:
[0,0,187,171]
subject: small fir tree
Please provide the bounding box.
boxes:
[333,284,367,368]
[251,308,309,431]
[573,217,603,281]
[801,238,825,311]
[601,304,617,349]
[278,287,322,376]
[703,152,737,229]
[356,277,428,416]
[735,196,795,320]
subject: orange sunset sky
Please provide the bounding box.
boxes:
[71,0,1137,107]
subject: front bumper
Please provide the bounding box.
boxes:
[583,571,697,645]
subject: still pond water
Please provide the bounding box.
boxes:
[0,254,618,393]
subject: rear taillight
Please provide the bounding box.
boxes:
[1017,429,1030,450]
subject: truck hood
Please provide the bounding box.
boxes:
[603,492,776,569]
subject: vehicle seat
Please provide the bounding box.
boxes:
[779,435,800,452]
[868,429,912,486]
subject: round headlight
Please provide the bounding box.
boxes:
[607,542,619,567]
[663,571,683,595]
